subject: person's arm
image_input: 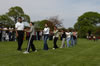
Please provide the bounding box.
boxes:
[14,27,18,37]
[54,30,58,35]
[26,27,32,32]
[15,23,18,37]
[43,27,49,34]
[43,28,47,33]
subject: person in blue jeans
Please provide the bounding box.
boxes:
[71,35,74,46]
[73,31,77,45]
[44,34,49,50]
[43,24,50,50]
[66,30,71,48]
[70,31,76,46]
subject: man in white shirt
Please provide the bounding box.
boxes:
[43,24,50,50]
[15,17,24,51]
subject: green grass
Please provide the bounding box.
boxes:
[0,39,100,66]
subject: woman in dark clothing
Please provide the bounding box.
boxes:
[23,22,37,54]
[60,30,66,48]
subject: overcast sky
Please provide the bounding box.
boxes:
[0,0,100,28]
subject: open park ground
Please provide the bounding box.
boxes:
[0,39,100,66]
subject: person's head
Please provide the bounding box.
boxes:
[73,30,76,32]
[54,26,57,30]
[61,30,64,32]
[30,22,34,26]
[66,30,69,32]
[18,17,22,22]
[45,24,48,27]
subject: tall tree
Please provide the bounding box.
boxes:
[21,14,30,22]
[0,15,14,27]
[48,16,63,27]
[94,26,100,36]
[74,12,100,37]
[7,6,24,23]
[34,20,55,30]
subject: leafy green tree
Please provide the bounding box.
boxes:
[21,14,30,22]
[94,26,100,36]
[7,6,24,23]
[34,20,47,30]
[0,15,14,27]
[74,12,100,37]
[68,27,74,32]
[34,20,55,30]
[7,6,30,23]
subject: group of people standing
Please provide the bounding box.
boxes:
[0,27,16,41]
[15,17,78,54]
[61,30,77,48]
[86,34,97,41]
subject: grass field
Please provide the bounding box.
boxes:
[0,39,100,66]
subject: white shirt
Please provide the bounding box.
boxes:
[66,32,71,38]
[3,28,7,30]
[53,30,59,37]
[43,27,50,34]
[15,22,24,30]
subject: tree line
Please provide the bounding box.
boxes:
[0,6,100,38]
[0,6,30,27]
[74,12,100,38]
[0,6,62,30]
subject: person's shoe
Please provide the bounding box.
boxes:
[23,51,29,54]
[53,48,55,50]
[60,47,62,48]
[17,49,22,51]
[67,46,70,48]
[35,50,37,52]
[18,50,22,52]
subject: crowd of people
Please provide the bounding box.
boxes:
[0,17,78,54]
[86,34,97,41]
[0,27,16,41]
[0,28,44,42]
[23,23,77,54]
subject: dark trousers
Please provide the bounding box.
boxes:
[53,37,58,49]
[17,31,24,50]
[26,35,36,52]
[0,33,2,41]
[43,34,49,50]
[9,32,12,41]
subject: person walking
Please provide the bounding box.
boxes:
[2,28,7,41]
[73,31,77,45]
[15,17,24,51]
[23,22,37,54]
[60,30,66,48]
[66,30,71,48]
[70,31,76,46]
[43,24,50,50]
[70,31,74,46]
[0,27,2,41]
[53,26,59,50]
